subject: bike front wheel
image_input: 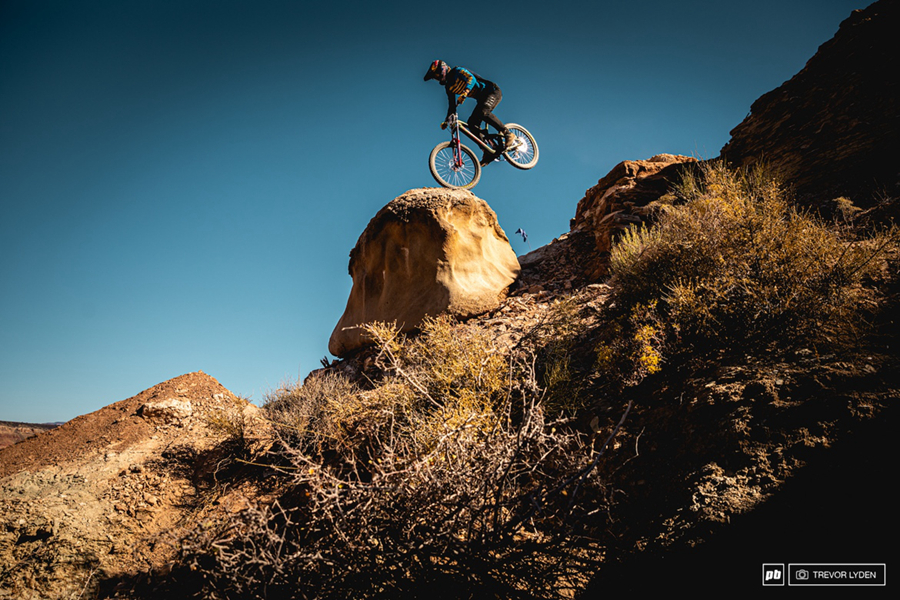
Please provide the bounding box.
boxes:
[429,141,481,189]
[502,124,539,170]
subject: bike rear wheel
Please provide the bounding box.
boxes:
[429,141,482,189]
[502,124,539,170]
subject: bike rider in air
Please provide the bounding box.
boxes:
[424,60,518,166]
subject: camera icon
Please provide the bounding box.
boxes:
[796,569,809,581]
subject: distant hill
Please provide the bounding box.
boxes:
[0,420,58,450]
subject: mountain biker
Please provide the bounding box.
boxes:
[424,59,518,166]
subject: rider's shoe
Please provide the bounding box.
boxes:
[503,129,519,149]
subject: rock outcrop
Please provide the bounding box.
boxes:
[329,188,520,357]
[569,154,697,280]
[569,0,900,283]
[720,0,899,210]
[139,398,194,425]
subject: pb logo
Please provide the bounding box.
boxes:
[763,564,785,586]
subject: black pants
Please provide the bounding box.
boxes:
[468,87,506,135]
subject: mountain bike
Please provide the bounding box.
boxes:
[428,110,538,190]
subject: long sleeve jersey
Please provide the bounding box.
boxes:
[443,67,497,117]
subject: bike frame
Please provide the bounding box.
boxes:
[447,112,503,163]
[429,109,536,189]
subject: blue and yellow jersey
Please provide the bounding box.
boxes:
[444,67,496,115]
[446,67,483,96]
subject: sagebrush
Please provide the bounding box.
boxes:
[608,160,894,360]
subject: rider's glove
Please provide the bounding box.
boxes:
[440,121,447,130]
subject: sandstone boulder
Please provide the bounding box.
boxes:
[329,188,520,357]
[570,154,697,280]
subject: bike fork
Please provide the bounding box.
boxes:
[452,123,464,168]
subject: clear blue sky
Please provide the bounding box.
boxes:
[1,0,863,423]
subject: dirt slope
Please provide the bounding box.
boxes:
[2,256,896,599]
[0,371,266,600]
[325,243,899,596]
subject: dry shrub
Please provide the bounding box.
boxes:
[143,317,611,599]
[592,300,666,387]
[205,395,255,457]
[608,160,894,358]
[522,297,586,413]
[206,395,251,439]
[401,315,509,438]
[264,371,367,455]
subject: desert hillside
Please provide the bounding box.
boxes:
[0,372,270,599]
[2,2,897,598]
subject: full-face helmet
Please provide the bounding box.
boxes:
[424,60,449,83]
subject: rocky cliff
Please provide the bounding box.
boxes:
[721,0,899,211]
[569,154,697,280]
[565,0,899,283]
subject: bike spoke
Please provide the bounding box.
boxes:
[494,124,538,171]
[430,138,481,189]
[506,128,535,165]
[433,146,477,187]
